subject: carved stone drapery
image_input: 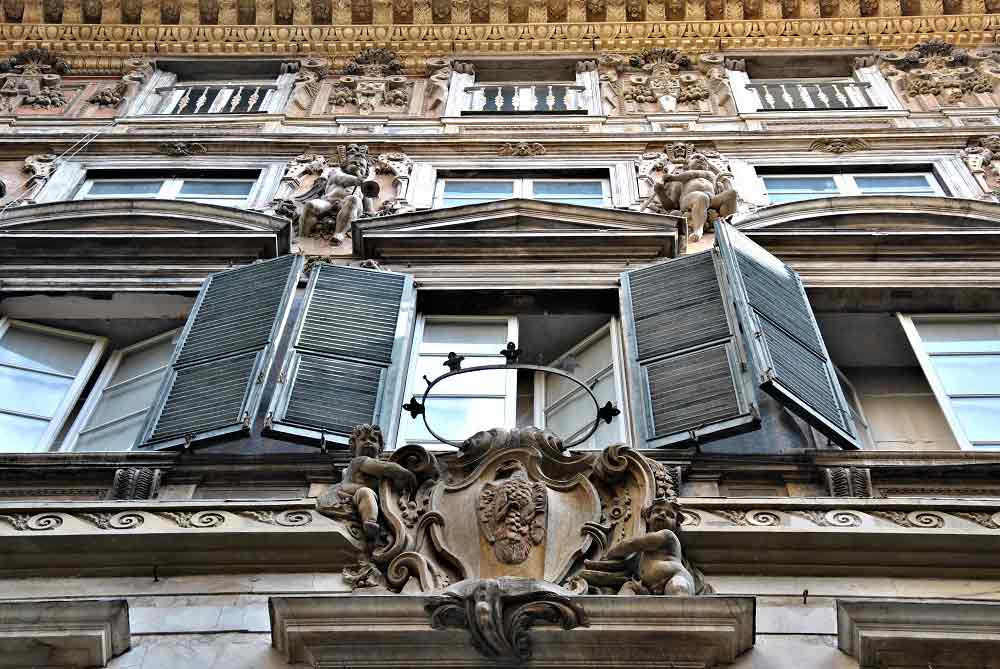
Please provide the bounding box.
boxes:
[598,50,733,116]
[879,39,1000,110]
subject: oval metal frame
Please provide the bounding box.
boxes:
[405,363,612,449]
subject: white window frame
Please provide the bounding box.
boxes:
[899,313,1000,451]
[532,319,629,450]
[397,315,518,450]
[75,176,258,207]
[0,316,107,453]
[760,171,945,204]
[61,328,180,453]
[433,177,612,209]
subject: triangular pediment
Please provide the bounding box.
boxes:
[353,199,680,262]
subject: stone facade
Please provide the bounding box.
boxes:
[0,9,1000,669]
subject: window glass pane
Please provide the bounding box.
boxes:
[930,355,1000,396]
[401,397,506,443]
[855,175,933,192]
[178,180,254,198]
[533,181,604,197]
[110,336,176,386]
[86,180,165,197]
[0,366,73,418]
[0,412,48,452]
[421,321,509,355]
[0,325,91,375]
[916,320,1000,354]
[416,356,509,396]
[84,372,164,431]
[764,176,838,193]
[951,398,1000,445]
[443,181,515,198]
[74,413,145,453]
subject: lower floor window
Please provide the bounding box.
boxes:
[399,314,626,449]
[762,172,943,204]
[76,170,258,208]
[901,316,1000,451]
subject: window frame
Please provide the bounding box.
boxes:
[152,80,280,115]
[0,316,107,453]
[75,176,258,208]
[61,328,181,453]
[760,171,945,204]
[899,313,1000,451]
[397,314,519,450]
[532,319,629,450]
[433,177,613,209]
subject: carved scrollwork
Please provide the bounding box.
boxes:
[870,510,947,529]
[238,510,314,527]
[79,511,145,530]
[426,578,588,662]
[790,509,863,528]
[879,39,1000,110]
[0,512,63,531]
[158,511,226,528]
[808,138,871,153]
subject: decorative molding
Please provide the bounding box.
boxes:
[0,599,130,668]
[808,137,871,153]
[879,38,1000,111]
[158,141,207,156]
[0,17,994,57]
[498,141,546,156]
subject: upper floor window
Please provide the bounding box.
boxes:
[901,316,1000,451]
[153,83,277,115]
[746,77,882,112]
[447,59,602,116]
[74,170,260,208]
[761,171,944,204]
[435,177,611,209]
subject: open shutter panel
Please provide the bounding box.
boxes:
[715,223,859,449]
[266,263,415,446]
[620,251,758,447]
[137,254,302,449]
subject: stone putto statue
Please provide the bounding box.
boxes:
[606,498,696,596]
[649,152,738,243]
[317,424,417,540]
[298,143,379,243]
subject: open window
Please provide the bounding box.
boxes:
[0,317,106,452]
[900,315,1000,451]
[620,223,859,449]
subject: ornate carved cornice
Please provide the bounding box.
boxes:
[0,16,995,57]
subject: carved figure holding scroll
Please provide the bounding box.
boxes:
[318,424,417,540]
[298,144,379,243]
[606,499,695,595]
[650,152,737,243]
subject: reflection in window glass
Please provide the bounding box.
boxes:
[441,180,515,207]
[178,180,255,199]
[87,180,165,197]
[763,172,942,204]
[914,319,1000,450]
[532,180,607,207]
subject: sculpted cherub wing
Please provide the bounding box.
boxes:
[291,175,328,202]
[477,482,499,545]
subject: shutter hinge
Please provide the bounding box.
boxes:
[761,367,776,383]
[256,370,266,384]
[183,433,194,450]
[278,370,287,384]
[263,412,274,430]
[242,412,252,429]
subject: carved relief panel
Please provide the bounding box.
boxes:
[879,39,1000,111]
[598,50,734,116]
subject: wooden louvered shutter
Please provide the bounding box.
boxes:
[715,223,859,448]
[137,254,302,449]
[265,263,415,446]
[620,251,759,447]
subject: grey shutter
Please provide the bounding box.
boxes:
[620,251,759,447]
[715,223,859,448]
[265,263,415,446]
[137,254,302,449]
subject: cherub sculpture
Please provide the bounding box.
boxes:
[648,152,738,243]
[317,424,417,540]
[298,144,379,243]
[606,499,696,595]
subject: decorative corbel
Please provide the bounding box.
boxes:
[962,135,1000,198]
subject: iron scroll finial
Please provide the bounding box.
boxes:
[597,402,621,425]
[444,352,465,372]
[500,342,522,365]
[403,396,425,419]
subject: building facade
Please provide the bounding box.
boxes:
[1,6,1000,667]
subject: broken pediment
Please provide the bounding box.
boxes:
[352,198,681,262]
[0,199,292,261]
